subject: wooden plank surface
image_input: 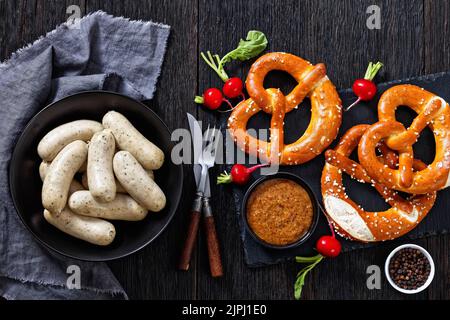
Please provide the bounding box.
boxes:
[196,0,430,300]
[0,0,449,300]
[423,0,450,300]
[83,0,199,299]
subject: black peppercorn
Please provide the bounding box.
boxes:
[388,248,431,290]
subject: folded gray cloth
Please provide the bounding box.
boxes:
[0,10,170,300]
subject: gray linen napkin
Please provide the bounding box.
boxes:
[0,10,170,300]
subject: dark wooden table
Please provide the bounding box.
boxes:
[1,0,449,300]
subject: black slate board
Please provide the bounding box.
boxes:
[221,72,450,267]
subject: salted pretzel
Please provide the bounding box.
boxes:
[358,84,450,194]
[321,125,436,242]
[227,52,342,165]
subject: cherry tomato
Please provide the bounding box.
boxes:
[229,164,251,185]
[352,79,377,101]
[222,77,244,99]
[316,235,341,258]
[202,88,223,110]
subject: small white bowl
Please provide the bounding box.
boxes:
[384,244,435,294]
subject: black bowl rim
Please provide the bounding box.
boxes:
[241,171,319,250]
[8,90,183,261]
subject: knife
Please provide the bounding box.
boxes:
[201,173,224,277]
[179,113,205,271]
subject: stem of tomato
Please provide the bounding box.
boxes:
[215,54,221,67]
[364,61,384,81]
[194,96,204,104]
[247,163,270,173]
[328,220,336,238]
[216,99,235,113]
[317,201,336,238]
[200,51,229,82]
[200,52,217,71]
[345,97,361,112]
[222,98,234,109]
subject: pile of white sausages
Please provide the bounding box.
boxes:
[38,111,166,246]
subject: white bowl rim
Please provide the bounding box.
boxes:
[384,243,435,294]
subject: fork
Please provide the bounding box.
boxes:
[197,125,217,193]
[198,126,224,277]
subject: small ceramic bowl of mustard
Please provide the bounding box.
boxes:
[241,172,319,250]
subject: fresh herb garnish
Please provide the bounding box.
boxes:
[200,30,268,82]
[294,254,323,300]
[345,61,383,111]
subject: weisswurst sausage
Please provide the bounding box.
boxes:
[82,169,154,193]
[113,151,166,212]
[39,161,84,195]
[43,208,116,246]
[38,120,103,161]
[87,129,116,202]
[69,190,148,221]
[103,111,164,169]
[42,140,88,214]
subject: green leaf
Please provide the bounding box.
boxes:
[199,30,268,82]
[294,271,307,299]
[294,255,323,300]
[220,30,268,65]
[295,254,322,264]
[294,264,314,300]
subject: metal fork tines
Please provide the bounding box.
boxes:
[198,125,218,194]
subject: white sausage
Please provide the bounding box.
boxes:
[43,208,115,246]
[113,151,166,212]
[39,161,51,181]
[38,120,103,161]
[103,111,164,169]
[69,190,148,221]
[82,169,154,193]
[39,161,84,195]
[42,141,88,214]
[87,129,116,202]
[82,171,126,193]
[40,161,86,179]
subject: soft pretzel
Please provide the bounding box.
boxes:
[228,52,342,165]
[358,85,450,194]
[321,125,436,242]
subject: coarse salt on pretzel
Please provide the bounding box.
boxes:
[321,125,436,242]
[358,84,450,194]
[228,52,342,165]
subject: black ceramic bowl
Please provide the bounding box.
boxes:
[241,172,319,250]
[9,91,183,261]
